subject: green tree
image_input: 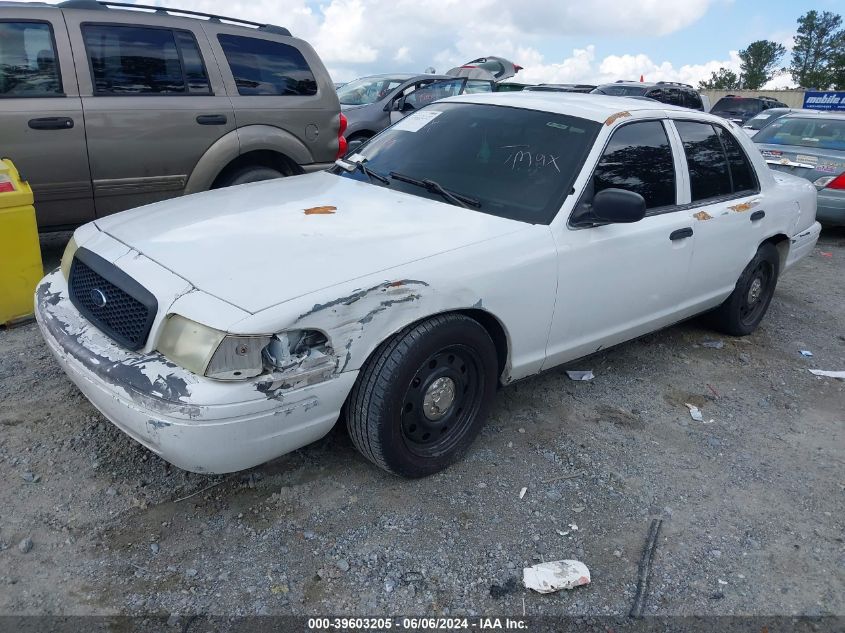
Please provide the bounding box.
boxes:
[790,10,844,88]
[698,68,742,90]
[739,40,787,89]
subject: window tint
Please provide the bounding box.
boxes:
[664,88,683,106]
[174,31,210,94]
[464,80,493,94]
[675,121,732,201]
[403,79,463,109]
[0,22,62,96]
[753,116,845,151]
[715,127,758,193]
[644,88,664,101]
[83,25,208,95]
[592,121,676,210]
[337,77,403,105]
[218,34,317,96]
[685,91,703,110]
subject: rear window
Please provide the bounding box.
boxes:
[753,116,845,151]
[744,110,786,130]
[335,102,601,224]
[218,34,317,96]
[0,21,62,96]
[82,25,210,95]
[711,97,761,117]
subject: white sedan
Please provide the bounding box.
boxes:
[35,93,821,478]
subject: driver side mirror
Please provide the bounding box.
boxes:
[591,188,646,224]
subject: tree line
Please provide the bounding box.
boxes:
[698,10,844,91]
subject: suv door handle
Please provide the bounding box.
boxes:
[669,227,693,241]
[28,117,74,130]
[750,210,765,221]
[196,114,227,125]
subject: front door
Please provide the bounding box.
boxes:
[0,11,93,228]
[545,120,695,367]
[63,14,236,216]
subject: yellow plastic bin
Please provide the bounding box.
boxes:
[0,158,43,325]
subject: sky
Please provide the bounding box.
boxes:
[28,0,845,86]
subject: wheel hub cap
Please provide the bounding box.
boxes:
[747,277,763,305]
[422,377,456,421]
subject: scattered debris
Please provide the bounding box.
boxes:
[568,523,579,531]
[685,403,703,421]
[303,205,337,215]
[808,369,845,380]
[706,383,720,398]
[336,559,350,572]
[20,472,40,483]
[18,538,33,554]
[149,543,160,555]
[523,560,590,594]
[820,251,833,258]
[718,579,728,585]
[519,487,527,499]
[701,340,724,349]
[489,577,519,599]
[629,518,663,619]
[799,350,813,357]
[541,470,584,484]
[572,506,585,513]
[565,370,594,381]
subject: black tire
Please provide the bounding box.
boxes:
[347,314,498,478]
[215,165,284,188]
[710,243,780,336]
[345,133,372,155]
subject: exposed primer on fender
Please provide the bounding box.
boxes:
[297,280,430,320]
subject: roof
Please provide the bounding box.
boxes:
[445,91,695,123]
[348,73,451,82]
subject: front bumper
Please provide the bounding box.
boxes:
[784,221,822,273]
[816,190,845,227]
[34,270,357,473]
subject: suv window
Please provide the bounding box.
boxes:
[0,21,62,96]
[591,121,676,211]
[82,25,210,95]
[684,90,703,110]
[218,34,317,96]
[675,121,734,201]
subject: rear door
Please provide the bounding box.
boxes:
[63,10,235,216]
[0,8,93,228]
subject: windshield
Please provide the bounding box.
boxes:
[337,77,405,105]
[754,116,845,150]
[332,102,600,224]
[592,85,647,96]
[711,97,761,116]
[744,109,788,130]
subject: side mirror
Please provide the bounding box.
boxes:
[591,188,646,224]
[390,97,405,111]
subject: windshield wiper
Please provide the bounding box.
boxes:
[389,172,480,209]
[337,158,390,185]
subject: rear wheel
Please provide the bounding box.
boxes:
[347,314,497,478]
[710,243,779,336]
[215,165,284,187]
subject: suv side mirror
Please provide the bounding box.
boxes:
[592,188,646,224]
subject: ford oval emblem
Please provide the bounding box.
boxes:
[90,288,107,308]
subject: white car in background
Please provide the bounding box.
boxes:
[36,93,820,478]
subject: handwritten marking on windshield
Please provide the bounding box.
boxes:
[503,150,561,173]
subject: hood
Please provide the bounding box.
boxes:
[94,172,525,314]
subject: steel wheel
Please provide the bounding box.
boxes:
[738,259,774,327]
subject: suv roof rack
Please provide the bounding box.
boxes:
[57,0,291,36]
[656,81,693,89]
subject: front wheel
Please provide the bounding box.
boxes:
[710,243,780,336]
[347,314,498,478]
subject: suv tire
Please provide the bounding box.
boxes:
[347,314,498,478]
[216,165,284,187]
[710,243,779,336]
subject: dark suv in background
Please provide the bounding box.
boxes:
[710,95,789,125]
[591,80,705,110]
[0,0,342,230]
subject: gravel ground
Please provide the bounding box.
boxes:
[0,229,843,620]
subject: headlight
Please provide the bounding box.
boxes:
[60,236,78,280]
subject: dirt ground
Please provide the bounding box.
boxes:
[0,229,843,622]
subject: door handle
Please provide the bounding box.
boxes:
[196,114,227,125]
[28,117,74,130]
[750,210,765,221]
[669,227,693,241]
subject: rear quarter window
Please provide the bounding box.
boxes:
[218,34,317,96]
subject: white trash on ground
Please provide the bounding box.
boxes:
[701,340,724,349]
[808,369,845,380]
[565,370,594,381]
[684,403,703,421]
[523,560,591,594]
[800,350,813,357]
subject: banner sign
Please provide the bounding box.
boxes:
[803,91,845,111]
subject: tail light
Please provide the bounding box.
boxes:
[336,113,348,159]
[814,173,845,189]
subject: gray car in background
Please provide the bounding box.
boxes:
[0,0,341,230]
[755,111,845,226]
[742,108,810,137]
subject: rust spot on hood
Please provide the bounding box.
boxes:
[304,205,337,215]
[693,211,713,221]
[605,111,631,126]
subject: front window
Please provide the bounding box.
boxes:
[334,102,601,224]
[592,85,647,97]
[337,77,405,105]
[753,116,845,151]
[0,21,62,97]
